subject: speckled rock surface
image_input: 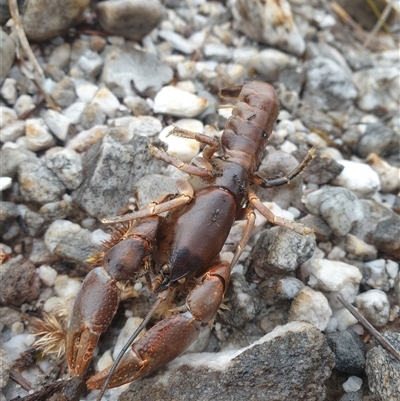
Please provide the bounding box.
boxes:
[119,322,335,401]
[366,332,400,401]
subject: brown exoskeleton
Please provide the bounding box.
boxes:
[66,82,315,396]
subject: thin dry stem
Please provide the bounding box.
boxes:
[337,295,400,363]
[331,1,385,51]
[8,0,44,78]
[364,0,394,48]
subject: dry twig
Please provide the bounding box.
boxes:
[364,0,394,48]
[330,1,386,51]
[8,0,44,78]
[337,295,400,363]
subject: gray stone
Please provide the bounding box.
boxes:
[18,159,65,205]
[325,330,366,375]
[22,0,90,41]
[119,322,335,401]
[134,174,178,208]
[96,0,162,41]
[303,58,357,111]
[230,0,305,56]
[299,214,332,242]
[48,43,71,69]
[51,77,77,108]
[44,219,99,265]
[252,226,315,278]
[356,123,398,158]
[72,127,165,219]
[43,64,65,82]
[221,273,261,328]
[0,146,36,178]
[101,45,173,98]
[305,187,364,237]
[80,103,107,129]
[0,31,15,85]
[301,151,344,185]
[39,200,71,222]
[366,331,400,401]
[0,336,9,390]
[0,202,20,229]
[0,261,41,307]
[372,214,400,260]
[351,200,394,242]
[256,151,305,210]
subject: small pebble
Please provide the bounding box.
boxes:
[62,101,86,124]
[332,160,381,198]
[76,82,99,103]
[91,87,120,118]
[305,187,364,236]
[43,110,70,141]
[14,94,35,117]
[342,376,363,393]
[354,289,390,327]
[0,120,26,143]
[288,286,332,331]
[301,258,362,309]
[158,120,202,163]
[25,118,56,151]
[128,116,162,137]
[154,86,209,118]
[0,107,18,128]
[0,177,12,191]
[38,265,58,287]
[96,350,113,372]
[1,78,17,105]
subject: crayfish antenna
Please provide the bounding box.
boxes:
[95,290,169,401]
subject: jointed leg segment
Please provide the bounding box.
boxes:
[248,189,314,235]
[102,179,194,224]
[252,147,316,188]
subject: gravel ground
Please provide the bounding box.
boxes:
[1,1,399,401]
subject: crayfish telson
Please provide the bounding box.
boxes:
[66,82,315,393]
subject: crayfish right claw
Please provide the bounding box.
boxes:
[66,267,121,376]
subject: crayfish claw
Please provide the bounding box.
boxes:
[66,267,121,376]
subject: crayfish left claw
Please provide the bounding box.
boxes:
[67,267,121,376]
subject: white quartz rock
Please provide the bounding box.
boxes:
[44,109,70,141]
[343,376,363,393]
[91,87,120,118]
[1,78,17,104]
[154,86,209,118]
[331,160,380,198]
[14,94,35,116]
[326,307,358,332]
[301,258,362,310]
[354,289,390,327]
[0,120,25,142]
[158,119,203,162]
[0,177,12,191]
[305,187,364,236]
[38,265,58,287]
[25,118,56,151]
[288,286,332,331]
[0,106,18,128]
[76,81,99,103]
[62,101,86,124]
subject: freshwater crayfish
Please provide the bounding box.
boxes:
[66,82,315,397]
